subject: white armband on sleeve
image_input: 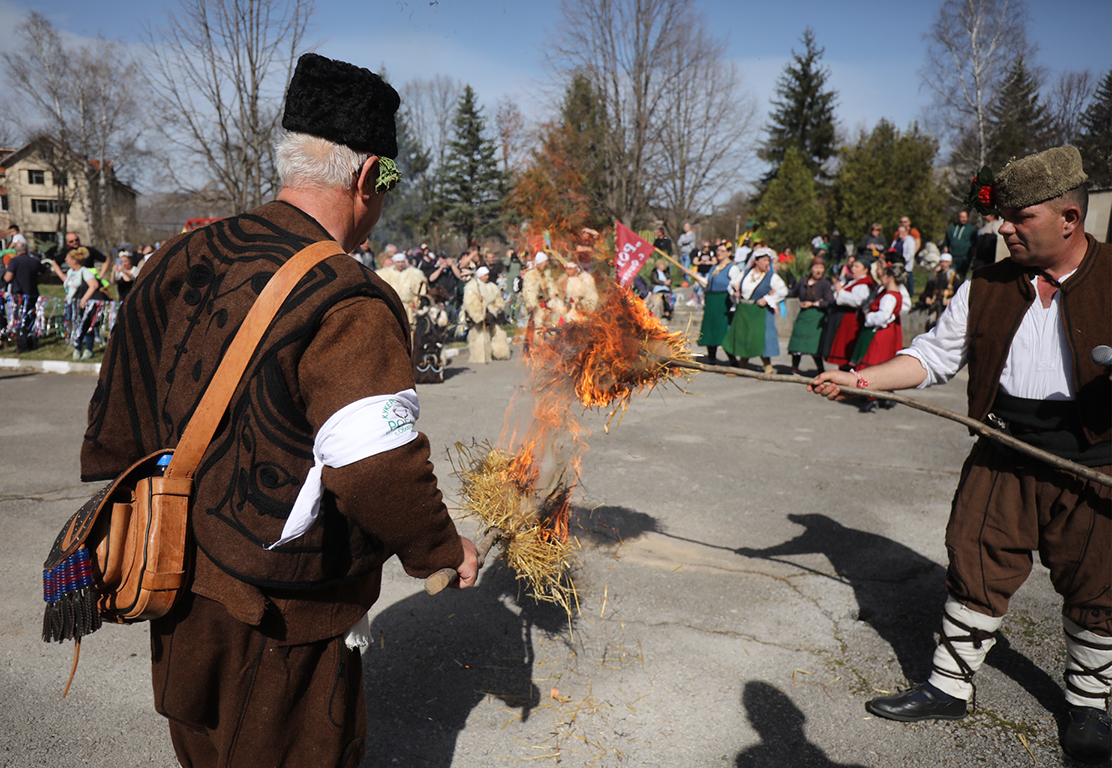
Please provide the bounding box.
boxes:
[267,389,421,549]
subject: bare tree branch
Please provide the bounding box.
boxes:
[2,12,146,247]
[921,0,1031,171]
[1047,69,1094,146]
[142,0,313,213]
[652,28,759,239]
[403,74,463,173]
[551,0,695,228]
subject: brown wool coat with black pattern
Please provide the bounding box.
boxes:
[81,201,464,644]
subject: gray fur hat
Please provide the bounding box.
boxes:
[994,145,1088,209]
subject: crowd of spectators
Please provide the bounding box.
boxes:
[1,228,162,357]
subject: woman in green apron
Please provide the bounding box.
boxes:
[696,244,740,364]
[787,258,834,374]
[722,251,788,373]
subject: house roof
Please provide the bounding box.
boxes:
[0,137,137,196]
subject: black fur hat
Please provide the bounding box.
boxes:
[282,53,400,158]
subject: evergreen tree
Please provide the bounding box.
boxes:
[754,147,824,252]
[559,73,609,229]
[374,106,433,246]
[1077,69,1112,188]
[986,56,1054,171]
[758,28,838,185]
[831,120,948,246]
[438,85,508,245]
[508,74,610,239]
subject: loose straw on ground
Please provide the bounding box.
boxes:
[666,356,1112,488]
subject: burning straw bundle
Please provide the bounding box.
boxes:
[446,443,578,614]
[425,278,701,607]
[529,286,693,421]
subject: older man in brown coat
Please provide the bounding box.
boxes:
[81,54,478,768]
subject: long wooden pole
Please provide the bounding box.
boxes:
[652,248,709,287]
[665,356,1112,488]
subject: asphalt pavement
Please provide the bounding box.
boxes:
[0,328,1087,767]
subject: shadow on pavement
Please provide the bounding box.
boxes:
[734,513,946,683]
[733,514,1063,713]
[360,565,569,768]
[734,681,869,767]
[441,364,471,381]
[570,503,660,544]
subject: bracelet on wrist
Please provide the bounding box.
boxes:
[849,368,869,389]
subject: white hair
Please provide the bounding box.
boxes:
[275,131,372,190]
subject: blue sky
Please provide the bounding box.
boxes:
[3,0,1109,155]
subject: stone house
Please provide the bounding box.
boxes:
[0,136,138,250]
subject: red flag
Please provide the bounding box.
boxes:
[614,221,653,287]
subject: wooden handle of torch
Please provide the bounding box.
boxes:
[424,526,503,595]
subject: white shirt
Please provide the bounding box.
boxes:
[898,271,1077,400]
[834,277,872,308]
[864,293,899,329]
[891,235,915,270]
[734,268,788,311]
[898,284,911,317]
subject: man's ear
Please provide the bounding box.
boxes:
[1061,204,1083,236]
[356,155,380,200]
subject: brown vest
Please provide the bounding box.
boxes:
[965,234,1111,445]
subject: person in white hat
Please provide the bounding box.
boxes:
[463,265,510,363]
[550,259,599,324]
[920,250,962,330]
[376,251,428,325]
[521,252,554,351]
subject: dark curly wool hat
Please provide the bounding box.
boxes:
[282,53,400,158]
[995,145,1088,209]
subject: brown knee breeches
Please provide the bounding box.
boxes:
[150,591,366,768]
[945,439,1111,635]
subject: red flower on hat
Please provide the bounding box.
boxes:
[965,165,998,216]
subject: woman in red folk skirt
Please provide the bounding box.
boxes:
[823,254,875,368]
[849,262,907,412]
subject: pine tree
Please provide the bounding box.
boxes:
[558,73,609,229]
[1077,69,1112,188]
[508,74,610,240]
[986,56,1054,171]
[374,107,433,245]
[831,120,948,245]
[754,147,824,252]
[758,28,838,185]
[438,85,508,245]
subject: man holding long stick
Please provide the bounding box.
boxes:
[810,146,1110,764]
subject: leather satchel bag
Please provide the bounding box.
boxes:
[41,241,345,692]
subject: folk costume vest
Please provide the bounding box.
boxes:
[965,235,1110,447]
[81,203,411,596]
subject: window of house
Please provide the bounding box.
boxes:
[27,170,45,185]
[34,231,56,244]
[53,172,66,187]
[0,195,6,212]
[31,198,61,214]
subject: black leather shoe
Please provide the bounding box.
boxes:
[1061,706,1111,764]
[866,683,968,722]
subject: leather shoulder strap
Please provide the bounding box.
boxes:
[166,240,345,479]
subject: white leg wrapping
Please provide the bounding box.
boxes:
[1064,618,1112,709]
[927,598,1003,701]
